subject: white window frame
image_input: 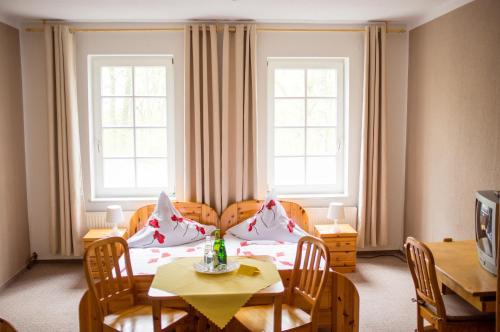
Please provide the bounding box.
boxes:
[267,57,347,195]
[89,55,175,199]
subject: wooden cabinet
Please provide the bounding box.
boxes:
[83,228,128,278]
[314,224,358,273]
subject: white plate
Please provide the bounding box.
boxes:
[193,261,240,274]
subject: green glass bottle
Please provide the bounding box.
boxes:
[217,238,227,265]
[212,229,221,267]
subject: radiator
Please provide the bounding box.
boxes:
[86,207,357,231]
[86,211,134,229]
[304,206,357,232]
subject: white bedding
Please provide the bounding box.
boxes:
[120,233,302,276]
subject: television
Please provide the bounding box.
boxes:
[475,190,500,275]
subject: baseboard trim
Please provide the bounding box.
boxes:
[0,264,29,292]
[357,249,404,257]
[37,258,83,263]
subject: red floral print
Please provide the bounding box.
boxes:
[171,215,184,223]
[150,248,160,253]
[148,258,159,264]
[280,261,294,266]
[171,214,184,231]
[248,218,257,232]
[287,219,295,233]
[153,230,165,244]
[149,218,160,228]
[161,252,171,258]
[266,200,276,210]
[195,225,206,235]
[240,241,249,247]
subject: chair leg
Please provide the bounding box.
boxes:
[416,308,425,332]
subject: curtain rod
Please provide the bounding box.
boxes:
[25,26,406,33]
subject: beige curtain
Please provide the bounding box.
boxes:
[357,23,388,248]
[184,24,222,212]
[45,25,85,256]
[184,23,257,214]
[221,24,257,211]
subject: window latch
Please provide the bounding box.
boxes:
[97,139,102,153]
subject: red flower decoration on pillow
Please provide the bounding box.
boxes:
[149,218,160,228]
[153,230,165,244]
[266,200,276,210]
[287,219,295,233]
[171,215,184,223]
[248,218,257,232]
[195,225,206,235]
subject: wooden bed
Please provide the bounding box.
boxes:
[79,200,359,331]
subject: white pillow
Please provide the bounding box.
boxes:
[226,192,307,242]
[127,192,216,248]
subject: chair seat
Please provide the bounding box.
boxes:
[425,294,494,322]
[235,304,311,332]
[103,304,188,332]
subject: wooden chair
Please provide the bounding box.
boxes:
[404,237,494,332]
[83,237,188,332]
[235,236,331,332]
[0,318,16,332]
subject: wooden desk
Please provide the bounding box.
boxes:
[426,240,496,312]
[148,256,284,332]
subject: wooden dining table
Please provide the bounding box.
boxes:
[148,255,284,332]
[426,240,496,313]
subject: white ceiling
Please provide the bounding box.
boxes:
[0,0,474,29]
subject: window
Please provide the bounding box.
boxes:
[267,58,346,195]
[90,55,175,198]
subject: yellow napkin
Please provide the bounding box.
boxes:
[238,264,260,276]
[151,256,281,329]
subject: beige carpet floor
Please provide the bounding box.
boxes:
[0,256,415,332]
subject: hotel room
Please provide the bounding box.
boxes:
[0,0,499,331]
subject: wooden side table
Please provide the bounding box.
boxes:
[83,228,128,278]
[314,224,358,273]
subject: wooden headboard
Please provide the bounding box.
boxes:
[220,200,310,234]
[128,201,219,237]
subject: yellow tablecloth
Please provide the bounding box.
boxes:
[151,256,281,328]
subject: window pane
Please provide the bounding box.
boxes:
[306,157,336,184]
[274,99,304,127]
[307,69,337,97]
[275,128,304,156]
[103,159,135,188]
[134,66,166,96]
[135,98,167,127]
[137,158,168,187]
[102,97,133,127]
[102,128,134,157]
[101,67,132,96]
[307,128,337,156]
[274,69,304,97]
[307,98,337,126]
[274,157,304,185]
[136,128,167,157]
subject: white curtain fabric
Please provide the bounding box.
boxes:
[357,23,389,248]
[45,25,85,256]
[184,23,257,214]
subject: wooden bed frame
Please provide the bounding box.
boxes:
[79,200,359,331]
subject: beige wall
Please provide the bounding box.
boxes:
[0,22,30,286]
[405,0,500,242]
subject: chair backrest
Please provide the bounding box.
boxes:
[83,237,135,321]
[0,318,17,332]
[287,236,331,326]
[405,237,446,318]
